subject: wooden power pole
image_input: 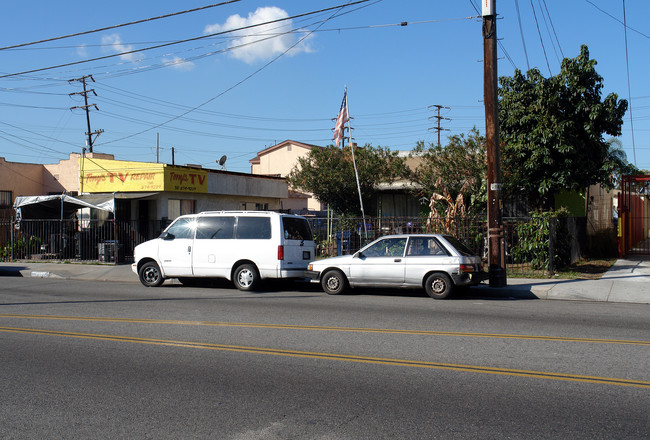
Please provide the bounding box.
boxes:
[69,75,103,153]
[483,0,507,287]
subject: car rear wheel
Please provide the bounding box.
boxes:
[139,261,164,287]
[234,264,259,291]
[424,273,453,299]
[321,269,347,295]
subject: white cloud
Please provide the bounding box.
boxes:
[76,44,88,58]
[101,33,137,62]
[162,56,196,71]
[204,6,313,64]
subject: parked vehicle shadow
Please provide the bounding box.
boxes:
[0,266,26,277]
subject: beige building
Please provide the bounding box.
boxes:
[1,153,289,221]
[250,140,324,213]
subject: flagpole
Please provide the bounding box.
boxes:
[345,86,368,242]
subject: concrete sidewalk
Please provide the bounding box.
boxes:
[0,258,648,304]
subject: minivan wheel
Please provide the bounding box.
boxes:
[424,273,453,299]
[139,261,164,287]
[234,264,259,291]
[321,270,346,295]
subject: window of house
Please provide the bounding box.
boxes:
[0,191,11,209]
[168,199,195,219]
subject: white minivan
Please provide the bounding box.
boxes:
[132,211,315,290]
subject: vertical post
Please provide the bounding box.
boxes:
[345,87,368,242]
[156,133,160,163]
[483,0,507,287]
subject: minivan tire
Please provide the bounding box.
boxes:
[424,272,453,299]
[321,269,347,295]
[233,264,259,291]
[139,261,164,287]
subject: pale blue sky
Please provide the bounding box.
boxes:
[1,1,648,173]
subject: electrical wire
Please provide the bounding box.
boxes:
[529,0,551,75]
[541,0,563,59]
[536,0,560,65]
[0,0,371,79]
[515,0,530,70]
[0,1,243,51]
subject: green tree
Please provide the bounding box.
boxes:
[410,128,487,216]
[603,138,639,185]
[499,45,629,209]
[287,144,408,216]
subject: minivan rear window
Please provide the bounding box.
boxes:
[282,217,312,240]
[236,217,271,239]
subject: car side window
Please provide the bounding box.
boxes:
[236,217,272,239]
[406,237,447,256]
[164,217,196,239]
[363,238,407,257]
[195,216,235,239]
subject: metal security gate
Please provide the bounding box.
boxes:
[618,175,650,256]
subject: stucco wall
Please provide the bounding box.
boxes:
[0,157,49,200]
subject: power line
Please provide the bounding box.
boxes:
[0,0,371,79]
[537,0,561,65]
[540,0,564,59]
[585,0,650,39]
[97,2,360,146]
[515,0,530,70]
[0,1,243,51]
[530,0,552,75]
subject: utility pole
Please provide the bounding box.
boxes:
[428,104,451,147]
[483,0,507,287]
[69,75,103,153]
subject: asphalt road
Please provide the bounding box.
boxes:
[1,278,648,439]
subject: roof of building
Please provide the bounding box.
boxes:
[249,140,322,164]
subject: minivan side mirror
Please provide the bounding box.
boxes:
[160,232,175,240]
[354,251,364,259]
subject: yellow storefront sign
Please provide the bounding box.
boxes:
[80,158,207,193]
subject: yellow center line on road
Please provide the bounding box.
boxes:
[1,325,649,389]
[0,313,648,346]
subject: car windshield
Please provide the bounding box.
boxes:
[442,235,475,257]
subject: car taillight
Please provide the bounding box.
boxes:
[278,245,284,260]
[460,264,474,273]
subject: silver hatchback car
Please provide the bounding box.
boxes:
[306,234,486,299]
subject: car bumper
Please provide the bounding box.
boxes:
[452,271,488,286]
[305,270,320,282]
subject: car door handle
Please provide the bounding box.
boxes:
[187,246,191,253]
[394,258,401,262]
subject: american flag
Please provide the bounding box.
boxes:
[333,91,349,147]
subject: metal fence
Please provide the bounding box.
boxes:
[0,215,586,278]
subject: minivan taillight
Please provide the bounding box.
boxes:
[278,245,284,260]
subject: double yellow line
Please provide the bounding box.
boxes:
[1,313,648,346]
[1,314,648,389]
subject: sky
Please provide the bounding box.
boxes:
[1,0,649,174]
